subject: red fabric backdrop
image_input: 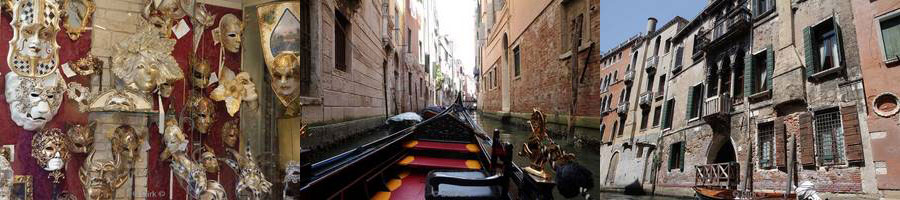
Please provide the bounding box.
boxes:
[2,4,242,200]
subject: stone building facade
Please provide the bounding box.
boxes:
[849,0,900,195]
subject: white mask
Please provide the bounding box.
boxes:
[5,72,65,131]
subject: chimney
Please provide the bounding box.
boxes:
[646,17,658,34]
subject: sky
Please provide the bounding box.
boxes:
[598,0,707,52]
[436,0,477,76]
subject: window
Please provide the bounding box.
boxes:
[640,108,650,130]
[707,62,719,98]
[408,72,413,95]
[420,78,423,97]
[674,46,684,68]
[652,106,662,127]
[630,51,639,70]
[646,74,655,93]
[814,108,845,166]
[805,18,844,77]
[513,46,521,77]
[654,37,662,56]
[425,54,430,73]
[687,83,703,120]
[613,70,618,82]
[335,11,351,72]
[665,39,671,54]
[407,28,412,53]
[669,141,685,171]
[618,119,626,136]
[880,14,900,63]
[598,124,606,141]
[753,52,767,93]
[758,122,775,169]
[754,0,774,17]
[657,74,666,94]
[611,121,618,139]
[663,99,675,129]
[733,58,744,98]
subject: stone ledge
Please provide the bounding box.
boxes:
[300,116,387,149]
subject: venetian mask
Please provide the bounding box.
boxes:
[213,14,243,53]
[31,128,69,172]
[270,52,301,106]
[201,145,219,173]
[221,120,239,148]
[7,0,62,78]
[5,72,66,131]
[67,121,97,154]
[108,125,144,163]
[190,95,216,134]
[200,180,227,200]
[79,150,128,200]
[112,29,183,97]
[172,153,208,198]
[211,69,258,116]
[163,119,187,155]
[0,150,11,197]
[229,148,272,198]
[190,56,212,89]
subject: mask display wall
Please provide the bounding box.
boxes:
[213,13,243,53]
[257,2,302,109]
[31,128,70,183]
[111,28,183,97]
[5,72,66,131]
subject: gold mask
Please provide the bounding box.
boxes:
[190,56,212,89]
[66,121,97,154]
[79,150,128,200]
[190,95,216,134]
[71,56,103,76]
[161,119,188,161]
[111,28,183,97]
[200,145,219,174]
[200,180,227,200]
[108,125,144,163]
[221,120,239,148]
[270,52,301,107]
[229,147,272,198]
[211,69,257,116]
[213,14,243,53]
[31,128,70,182]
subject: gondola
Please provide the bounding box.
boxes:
[693,186,796,200]
[285,96,553,200]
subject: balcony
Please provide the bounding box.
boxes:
[645,56,658,73]
[703,8,751,51]
[617,102,629,115]
[639,92,653,108]
[701,94,732,123]
[624,69,635,84]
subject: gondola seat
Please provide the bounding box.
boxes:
[425,170,505,200]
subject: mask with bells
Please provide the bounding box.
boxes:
[269,52,301,107]
[67,121,97,154]
[5,72,66,131]
[7,0,62,78]
[31,128,70,182]
[189,95,216,134]
[221,120,239,148]
[108,125,144,164]
[190,56,212,89]
[213,14,243,53]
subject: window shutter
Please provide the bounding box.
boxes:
[798,112,816,167]
[668,144,675,171]
[766,45,774,90]
[833,18,845,67]
[841,105,864,164]
[744,53,754,95]
[803,27,817,79]
[686,86,695,119]
[775,116,786,168]
[661,101,669,128]
[679,142,686,172]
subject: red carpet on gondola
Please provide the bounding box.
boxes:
[404,140,480,153]
[398,155,481,170]
[371,171,426,200]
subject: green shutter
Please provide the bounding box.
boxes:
[883,17,900,60]
[661,100,669,128]
[679,142,686,172]
[833,18,845,68]
[766,45,774,90]
[668,144,676,171]
[744,53,754,95]
[686,86,695,119]
[803,27,816,79]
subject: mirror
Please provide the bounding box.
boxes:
[63,0,95,41]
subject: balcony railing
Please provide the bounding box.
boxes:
[701,94,732,121]
[645,56,658,73]
[639,92,653,108]
[695,162,740,190]
[704,8,751,50]
[624,69,635,84]
[617,102,629,115]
